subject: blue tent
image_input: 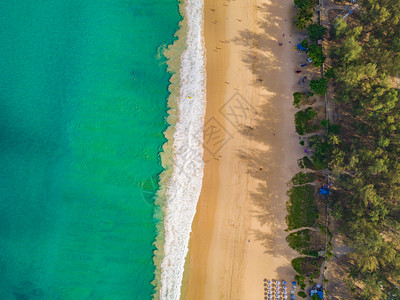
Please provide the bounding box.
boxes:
[319,188,330,195]
[317,290,323,299]
[296,43,308,51]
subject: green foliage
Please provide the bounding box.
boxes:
[286,185,317,230]
[286,229,322,256]
[311,295,320,300]
[320,119,329,128]
[335,37,362,63]
[298,156,315,169]
[294,0,317,30]
[295,274,307,290]
[295,9,314,30]
[307,24,326,41]
[329,124,340,134]
[301,39,309,48]
[332,18,347,39]
[292,256,323,277]
[292,257,304,274]
[294,0,309,9]
[293,92,306,108]
[298,291,307,298]
[309,135,334,170]
[308,43,326,67]
[291,172,316,185]
[309,77,328,95]
[295,107,317,135]
[324,67,335,79]
[319,0,400,296]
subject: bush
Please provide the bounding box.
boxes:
[301,38,309,48]
[308,43,326,67]
[298,156,315,169]
[307,24,326,41]
[310,77,328,95]
[295,107,317,135]
[293,92,306,108]
[325,67,335,79]
[298,291,307,298]
[286,185,317,230]
[329,123,340,134]
[295,8,314,30]
[295,274,307,290]
[291,172,316,185]
[309,135,334,170]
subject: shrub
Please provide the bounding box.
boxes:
[292,257,304,274]
[291,172,316,185]
[301,38,309,48]
[309,135,334,170]
[298,291,307,298]
[295,274,307,290]
[308,43,326,67]
[286,185,317,230]
[295,8,314,30]
[298,156,315,169]
[325,67,335,79]
[310,77,328,95]
[293,92,306,108]
[307,24,326,41]
[295,107,317,135]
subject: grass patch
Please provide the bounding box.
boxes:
[286,185,318,230]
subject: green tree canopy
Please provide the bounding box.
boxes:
[309,77,328,95]
[308,43,326,67]
[307,24,326,41]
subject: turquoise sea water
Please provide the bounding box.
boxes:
[0,1,179,299]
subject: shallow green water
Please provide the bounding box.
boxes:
[0,1,179,299]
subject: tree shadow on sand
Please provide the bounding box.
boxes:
[232,1,301,261]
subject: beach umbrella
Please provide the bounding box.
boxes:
[276,281,281,285]
[264,283,267,286]
[264,288,268,291]
[267,280,271,284]
[283,286,287,290]
[283,281,287,285]
[283,290,288,295]
[264,278,267,282]
[292,281,297,286]
[291,290,295,294]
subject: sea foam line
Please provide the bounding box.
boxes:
[159,0,206,299]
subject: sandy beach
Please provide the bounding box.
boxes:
[181,0,305,299]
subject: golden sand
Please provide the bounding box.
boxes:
[182,0,305,299]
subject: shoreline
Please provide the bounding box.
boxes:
[154,0,207,298]
[183,0,304,299]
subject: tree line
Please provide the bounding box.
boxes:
[290,0,400,298]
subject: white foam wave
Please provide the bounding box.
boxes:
[159,0,206,299]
